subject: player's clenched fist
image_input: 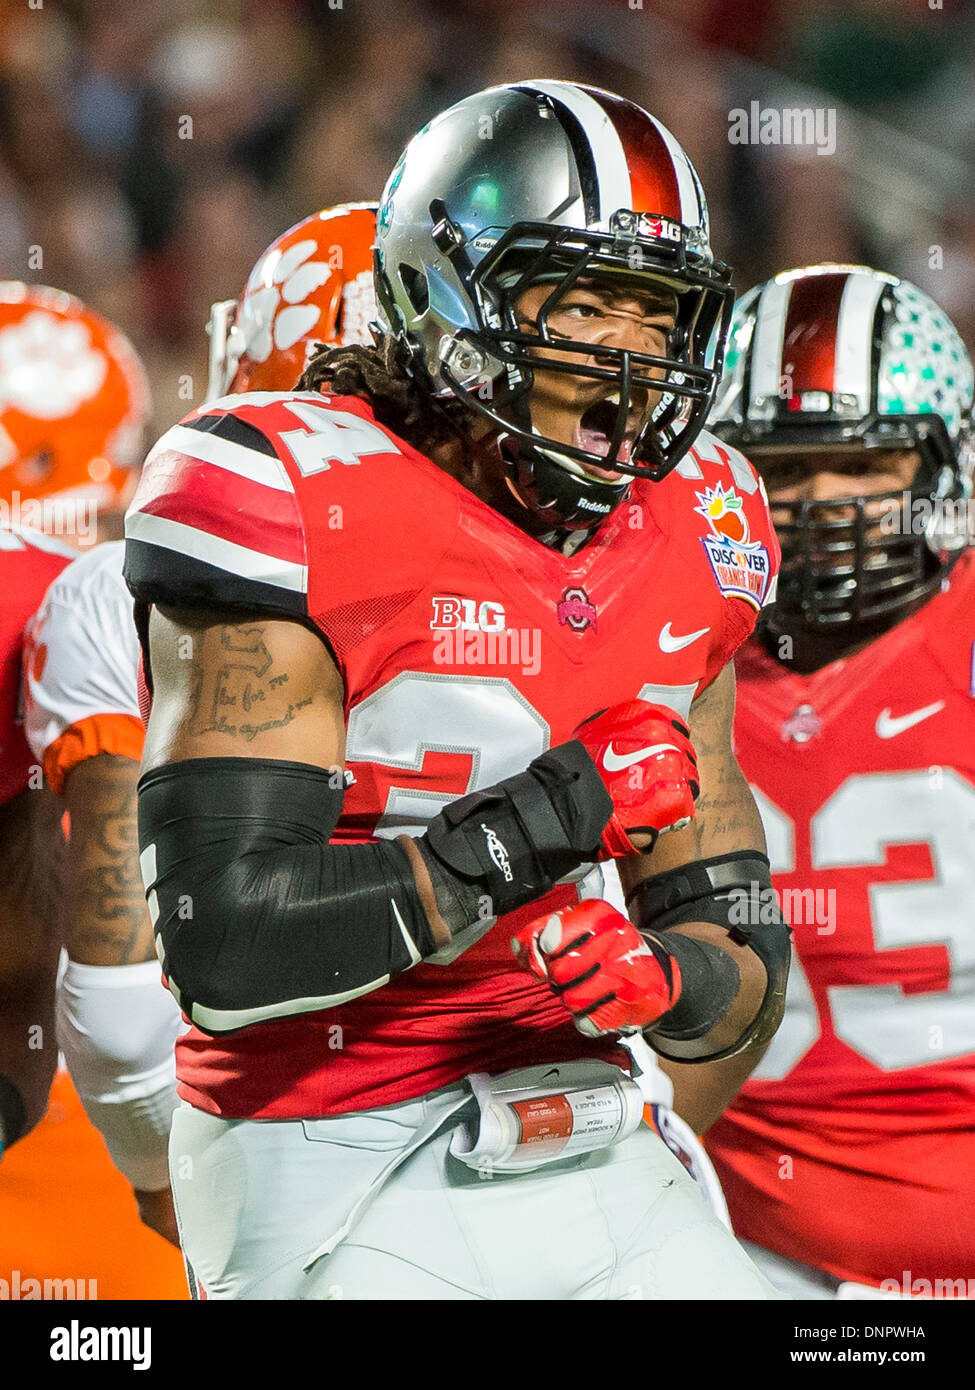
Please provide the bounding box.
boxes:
[511,900,681,1038]
[573,700,699,855]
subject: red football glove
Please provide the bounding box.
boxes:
[511,899,682,1038]
[573,700,699,856]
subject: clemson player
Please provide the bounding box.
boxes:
[0,281,147,1169]
[21,209,379,1249]
[0,283,176,1296]
[0,526,74,1161]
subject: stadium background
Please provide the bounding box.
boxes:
[1,0,972,1298]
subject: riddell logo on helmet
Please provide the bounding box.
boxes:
[557,587,598,633]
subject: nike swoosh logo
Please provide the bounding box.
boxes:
[875,701,946,739]
[391,899,422,965]
[542,1067,561,1081]
[603,741,679,773]
[659,622,711,653]
[620,945,651,966]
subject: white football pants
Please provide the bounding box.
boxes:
[169,1082,784,1301]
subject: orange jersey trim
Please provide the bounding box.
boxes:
[43,713,145,796]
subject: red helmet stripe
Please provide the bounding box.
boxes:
[780,271,848,396]
[584,89,682,222]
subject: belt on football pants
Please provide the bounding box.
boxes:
[301,1089,473,1273]
[301,1038,727,1272]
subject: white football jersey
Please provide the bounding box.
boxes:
[24,539,143,793]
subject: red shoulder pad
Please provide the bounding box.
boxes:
[124,391,460,668]
[0,527,74,804]
[124,391,312,619]
[668,430,780,665]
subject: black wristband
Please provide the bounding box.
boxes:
[644,932,741,1042]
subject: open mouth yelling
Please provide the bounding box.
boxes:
[575,392,647,480]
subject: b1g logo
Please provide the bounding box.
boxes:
[694,483,771,610]
[430,596,506,632]
[430,596,540,676]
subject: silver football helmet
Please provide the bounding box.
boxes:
[374,81,733,528]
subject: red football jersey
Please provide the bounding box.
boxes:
[0,527,74,805]
[124,391,779,1118]
[707,551,975,1287]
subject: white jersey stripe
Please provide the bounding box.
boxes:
[835,273,886,414]
[188,973,393,1032]
[528,80,631,228]
[155,423,294,493]
[125,511,307,593]
[647,115,700,226]
[748,278,792,405]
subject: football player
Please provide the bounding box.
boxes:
[704,264,975,1297]
[21,209,377,1246]
[126,82,790,1300]
[0,282,147,546]
[0,526,74,1161]
[0,280,158,1218]
[0,280,144,1158]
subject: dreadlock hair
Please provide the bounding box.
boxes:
[298,334,471,456]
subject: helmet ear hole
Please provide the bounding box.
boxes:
[399,264,429,316]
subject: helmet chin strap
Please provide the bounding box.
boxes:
[421,364,629,539]
[501,432,630,532]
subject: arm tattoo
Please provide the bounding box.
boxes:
[188,624,313,742]
[688,750,760,857]
[67,757,155,965]
[683,666,765,859]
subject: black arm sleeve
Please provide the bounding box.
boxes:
[138,758,436,1035]
[138,746,614,1036]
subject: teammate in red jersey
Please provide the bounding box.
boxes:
[0,279,147,1158]
[0,526,75,1158]
[703,264,975,1297]
[126,82,789,1300]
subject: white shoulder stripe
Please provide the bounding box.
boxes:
[125,511,307,593]
[156,423,294,493]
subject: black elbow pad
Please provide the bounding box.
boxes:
[137,758,436,1035]
[628,851,791,1063]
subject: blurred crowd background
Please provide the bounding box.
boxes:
[2,0,974,441]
